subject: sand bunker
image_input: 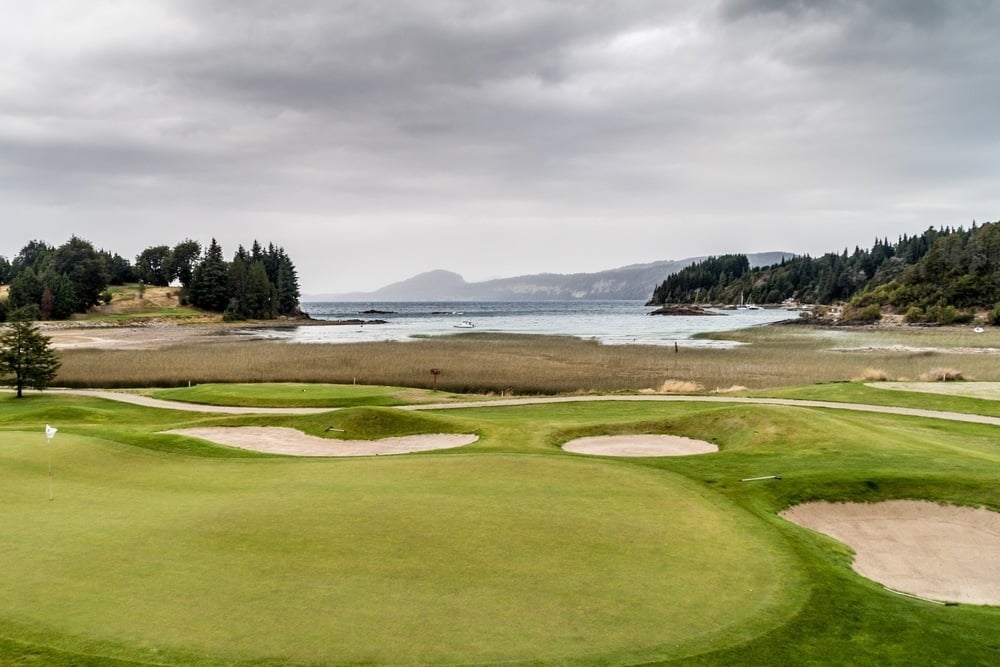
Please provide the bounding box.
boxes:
[782,500,1000,605]
[562,434,717,457]
[164,427,478,456]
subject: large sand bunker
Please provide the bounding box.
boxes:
[782,500,1000,605]
[164,427,478,456]
[562,434,718,457]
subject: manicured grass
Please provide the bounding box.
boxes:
[750,381,1000,417]
[150,382,469,408]
[0,432,800,665]
[1,389,998,665]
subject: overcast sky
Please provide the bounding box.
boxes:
[2,1,999,294]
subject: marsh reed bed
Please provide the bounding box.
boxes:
[54,326,1000,393]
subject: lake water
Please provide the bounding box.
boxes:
[237,301,797,347]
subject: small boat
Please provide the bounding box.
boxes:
[736,291,762,310]
[453,320,475,329]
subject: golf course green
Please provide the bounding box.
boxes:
[1,385,998,665]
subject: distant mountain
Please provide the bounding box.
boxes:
[308,253,794,301]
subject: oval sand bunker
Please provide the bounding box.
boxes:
[782,500,1000,605]
[164,427,478,456]
[562,434,717,457]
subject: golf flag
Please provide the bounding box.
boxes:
[45,424,57,440]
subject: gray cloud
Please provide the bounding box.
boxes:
[1,1,998,292]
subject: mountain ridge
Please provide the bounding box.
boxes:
[308,253,793,301]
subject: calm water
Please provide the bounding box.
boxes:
[237,301,795,347]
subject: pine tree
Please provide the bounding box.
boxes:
[243,260,272,318]
[274,248,300,315]
[227,252,248,316]
[0,313,62,398]
[190,239,230,312]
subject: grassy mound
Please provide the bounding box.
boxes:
[151,382,462,408]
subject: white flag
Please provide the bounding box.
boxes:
[45,424,57,440]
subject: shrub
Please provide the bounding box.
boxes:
[711,385,749,393]
[918,368,964,382]
[903,306,924,323]
[841,303,882,323]
[990,304,1000,326]
[855,368,890,382]
[923,303,973,325]
[953,310,975,325]
[657,380,705,394]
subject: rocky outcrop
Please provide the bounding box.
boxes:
[648,305,722,316]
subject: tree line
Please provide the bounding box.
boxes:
[0,236,301,322]
[648,221,1000,324]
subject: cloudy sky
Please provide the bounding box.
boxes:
[2,1,999,294]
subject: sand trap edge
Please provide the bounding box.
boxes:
[562,434,718,457]
[163,426,478,457]
[781,500,1000,606]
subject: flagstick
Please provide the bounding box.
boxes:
[47,435,53,501]
[44,425,58,502]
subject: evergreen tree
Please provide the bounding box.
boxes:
[190,239,230,312]
[0,255,10,284]
[227,252,248,316]
[274,248,300,315]
[7,268,44,311]
[100,250,136,285]
[0,312,61,397]
[38,272,76,320]
[244,261,273,318]
[10,240,53,279]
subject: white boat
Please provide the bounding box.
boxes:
[736,291,762,310]
[453,320,475,329]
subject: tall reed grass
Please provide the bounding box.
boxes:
[54,329,1000,392]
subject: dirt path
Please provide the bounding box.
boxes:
[19,388,1000,425]
[41,388,331,414]
[402,395,1000,427]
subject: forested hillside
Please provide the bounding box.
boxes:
[648,221,1000,324]
[0,237,300,322]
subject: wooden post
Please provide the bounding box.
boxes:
[430,368,440,391]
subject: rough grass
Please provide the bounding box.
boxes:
[79,284,216,323]
[855,367,890,382]
[656,379,705,393]
[918,367,965,382]
[54,324,1000,392]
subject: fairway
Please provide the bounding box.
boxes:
[0,431,802,665]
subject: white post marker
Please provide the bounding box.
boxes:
[45,424,57,501]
